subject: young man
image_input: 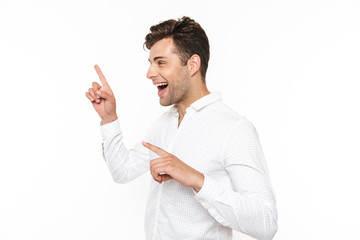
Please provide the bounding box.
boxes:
[85,17,277,240]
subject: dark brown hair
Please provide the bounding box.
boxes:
[144,16,210,80]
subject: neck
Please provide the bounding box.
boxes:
[175,85,210,120]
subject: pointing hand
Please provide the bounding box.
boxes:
[85,65,118,124]
[142,141,204,191]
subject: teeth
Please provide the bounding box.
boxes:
[155,83,168,87]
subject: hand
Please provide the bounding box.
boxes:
[85,64,118,124]
[142,141,204,191]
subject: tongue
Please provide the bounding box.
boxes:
[158,85,168,96]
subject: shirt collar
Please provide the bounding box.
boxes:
[170,92,222,115]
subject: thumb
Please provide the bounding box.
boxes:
[97,89,114,102]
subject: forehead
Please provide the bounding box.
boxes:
[148,38,178,61]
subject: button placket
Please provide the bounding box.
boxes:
[151,113,180,240]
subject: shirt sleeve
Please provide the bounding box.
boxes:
[194,120,278,240]
[100,119,151,183]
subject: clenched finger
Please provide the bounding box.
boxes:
[85,92,95,102]
[89,88,100,103]
[97,89,115,102]
[151,162,172,178]
[153,174,172,184]
[92,81,102,92]
[159,174,172,182]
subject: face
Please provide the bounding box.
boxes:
[147,38,191,106]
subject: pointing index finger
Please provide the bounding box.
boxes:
[94,64,110,88]
[142,141,168,157]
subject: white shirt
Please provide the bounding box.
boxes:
[100,92,277,240]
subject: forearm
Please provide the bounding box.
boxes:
[101,119,149,183]
[194,174,277,240]
[197,120,278,239]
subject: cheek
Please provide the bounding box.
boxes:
[165,65,184,79]
[158,69,172,82]
[160,66,186,89]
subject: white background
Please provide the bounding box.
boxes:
[0,0,359,239]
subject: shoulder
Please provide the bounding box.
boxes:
[206,100,252,130]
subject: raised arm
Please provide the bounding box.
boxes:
[86,65,150,183]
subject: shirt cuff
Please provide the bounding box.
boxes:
[193,175,224,209]
[100,119,122,141]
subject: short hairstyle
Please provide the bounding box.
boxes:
[144,16,210,80]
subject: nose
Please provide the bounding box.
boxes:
[146,64,157,80]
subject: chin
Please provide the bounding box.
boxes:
[159,98,172,107]
[159,101,171,107]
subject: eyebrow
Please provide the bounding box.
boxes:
[148,56,167,63]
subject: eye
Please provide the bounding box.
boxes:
[158,61,164,66]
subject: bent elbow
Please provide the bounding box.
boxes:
[245,203,278,240]
[111,171,129,184]
[262,218,277,240]
[259,206,278,240]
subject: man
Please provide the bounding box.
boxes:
[85,16,277,240]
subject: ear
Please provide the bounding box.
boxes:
[187,54,201,77]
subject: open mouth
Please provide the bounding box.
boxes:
[156,83,168,96]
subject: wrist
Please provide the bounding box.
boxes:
[192,172,204,192]
[101,114,118,125]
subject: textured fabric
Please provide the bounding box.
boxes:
[100,92,277,240]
